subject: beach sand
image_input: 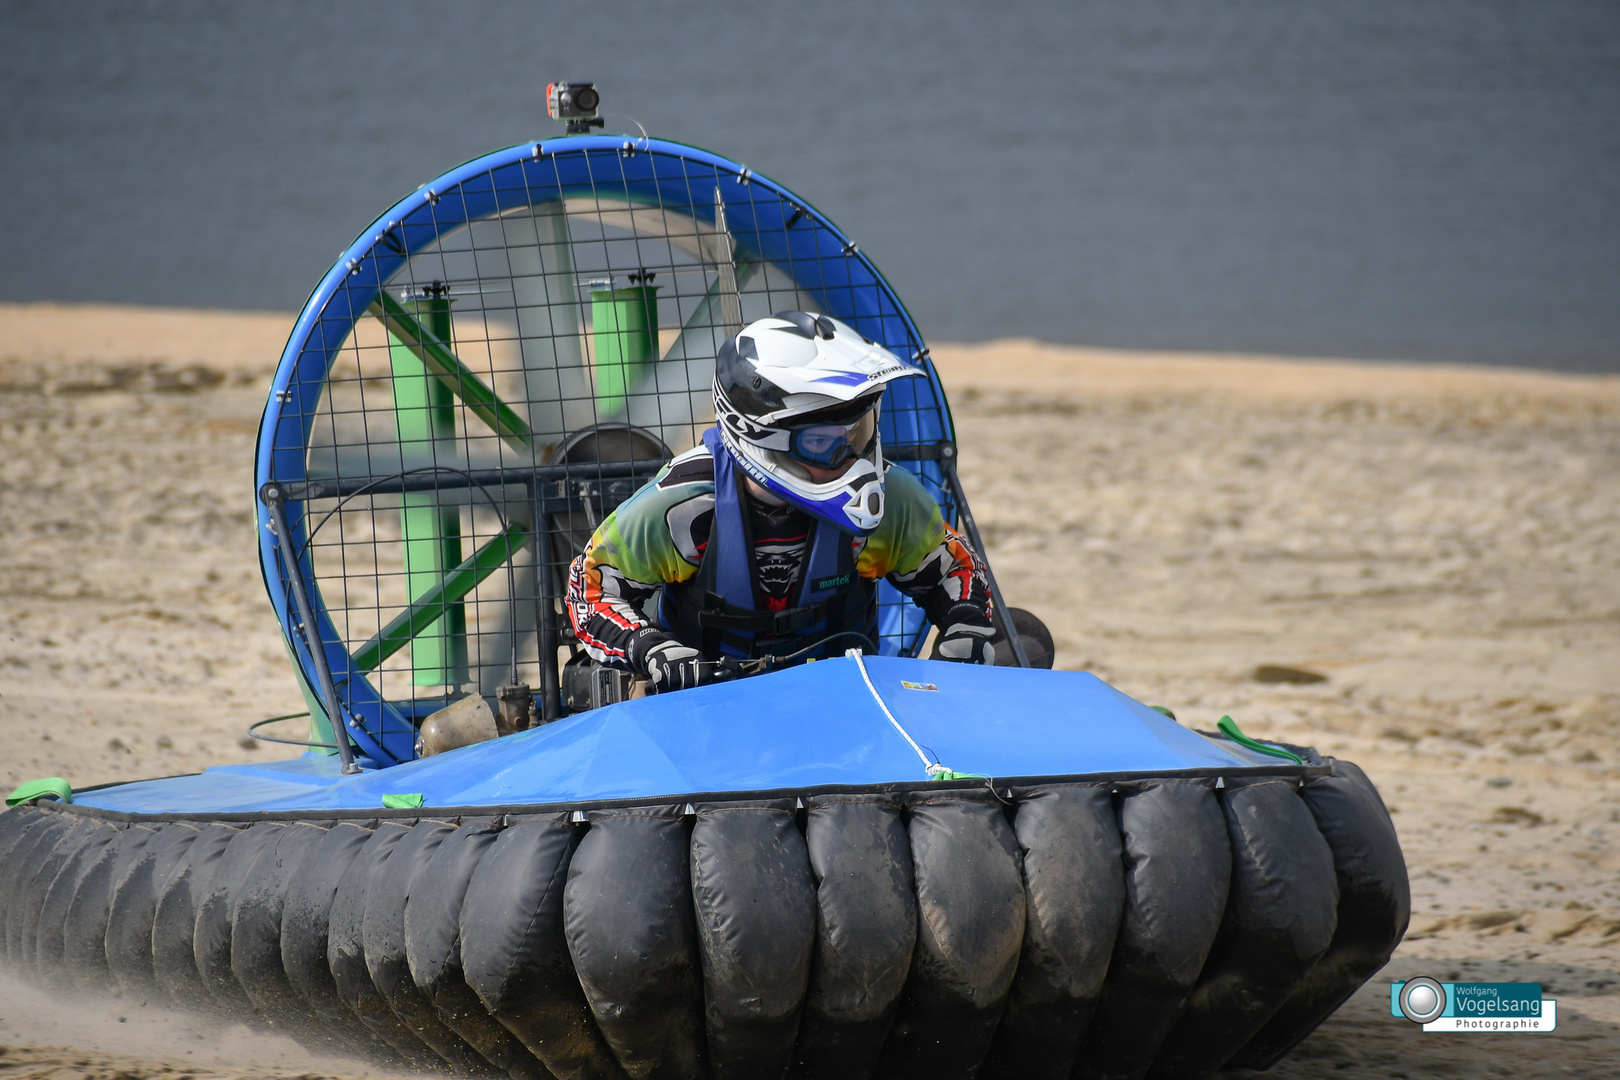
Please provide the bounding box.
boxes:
[1,304,1617,1078]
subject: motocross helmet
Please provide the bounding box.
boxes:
[713,311,923,534]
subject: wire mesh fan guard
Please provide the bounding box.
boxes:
[255,136,961,765]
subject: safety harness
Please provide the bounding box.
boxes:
[660,429,876,660]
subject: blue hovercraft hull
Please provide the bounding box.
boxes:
[0,660,1409,1080]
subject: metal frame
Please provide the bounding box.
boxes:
[255,135,1028,767]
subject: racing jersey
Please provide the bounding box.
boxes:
[565,441,992,668]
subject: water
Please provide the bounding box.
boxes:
[2,0,1616,370]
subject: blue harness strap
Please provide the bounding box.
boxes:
[660,429,870,659]
[704,427,757,609]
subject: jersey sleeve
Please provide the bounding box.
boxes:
[858,465,994,627]
[564,450,714,667]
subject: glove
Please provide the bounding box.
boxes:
[634,633,736,694]
[932,605,996,665]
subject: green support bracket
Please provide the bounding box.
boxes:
[388,294,469,686]
[371,291,534,453]
[590,280,660,418]
[351,521,531,674]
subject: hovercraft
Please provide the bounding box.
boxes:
[0,102,1408,1080]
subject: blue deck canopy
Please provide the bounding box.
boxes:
[78,658,1295,815]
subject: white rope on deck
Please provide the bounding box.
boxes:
[847,648,948,778]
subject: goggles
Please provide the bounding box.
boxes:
[786,405,879,470]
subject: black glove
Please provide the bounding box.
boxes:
[633,632,737,694]
[930,603,996,665]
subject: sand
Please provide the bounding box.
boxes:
[1,303,1617,1077]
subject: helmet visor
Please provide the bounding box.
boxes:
[787,406,878,470]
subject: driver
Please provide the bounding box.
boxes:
[565,311,996,693]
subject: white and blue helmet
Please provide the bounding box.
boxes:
[713,312,924,534]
